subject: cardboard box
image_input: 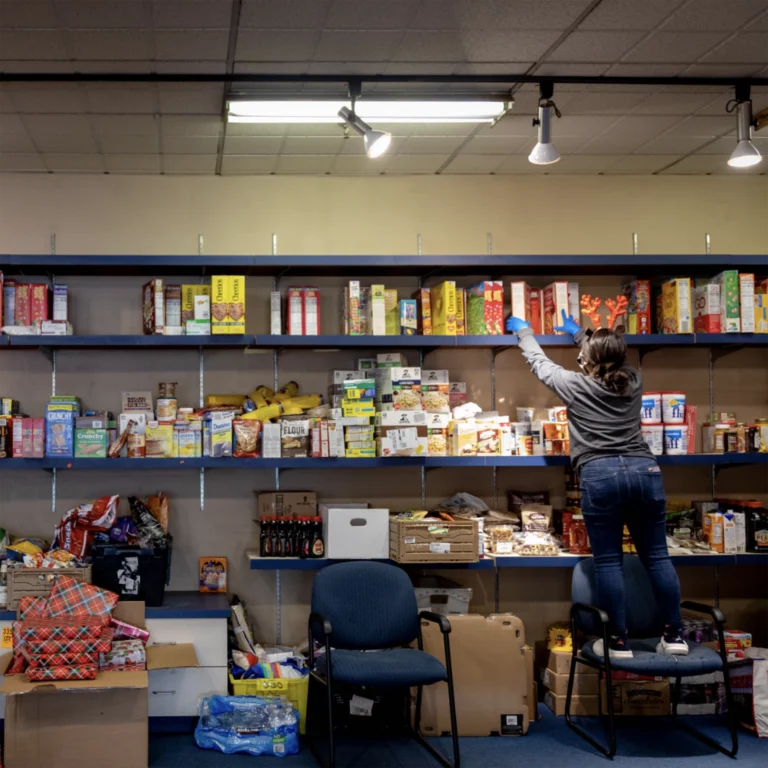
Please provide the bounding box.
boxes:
[529,288,542,335]
[142,279,164,335]
[623,279,652,334]
[52,284,68,322]
[567,282,580,322]
[390,518,478,563]
[694,283,721,333]
[534,640,597,677]
[601,679,670,716]
[661,278,692,334]
[211,275,228,334]
[368,284,386,336]
[455,287,466,336]
[431,281,457,336]
[525,647,537,722]
[0,601,198,768]
[14,283,30,326]
[510,282,531,326]
[302,286,320,336]
[544,691,599,717]
[258,491,317,518]
[320,505,389,559]
[400,299,417,335]
[756,293,768,333]
[543,282,569,335]
[712,270,740,332]
[2,276,15,326]
[383,288,399,335]
[46,401,78,457]
[226,275,246,334]
[74,428,108,458]
[346,280,362,335]
[540,667,599,696]
[468,281,503,335]
[739,273,755,333]
[164,284,181,330]
[413,287,432,335]
[30,283,49,327]
[420,614,530,737]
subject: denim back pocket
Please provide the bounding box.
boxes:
[580,471,621,512]
[633,464,666,504]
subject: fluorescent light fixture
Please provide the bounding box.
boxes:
[227,100,507,124]
[528,104,560,166]
[728,100,762,168]
[338,106,391,158]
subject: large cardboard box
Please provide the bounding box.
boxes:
[544,690,599,717]
[1,602,199,768]
[257,491,317,518]
[534,640,597,677]
[540,667,600,696]
[420,614,530,737]
[601,679,670,716]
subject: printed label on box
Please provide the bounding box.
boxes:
[429,542,451,554]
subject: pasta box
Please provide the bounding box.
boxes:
[0,601,198,768]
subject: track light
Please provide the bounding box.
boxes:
[338,105,392,158]
[728,97,762,168]
[529,83,560,166]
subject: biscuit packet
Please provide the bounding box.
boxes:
[233,419,261,458]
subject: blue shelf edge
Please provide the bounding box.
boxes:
[247,556,494,571]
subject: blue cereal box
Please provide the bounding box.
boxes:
[46,399,80,457]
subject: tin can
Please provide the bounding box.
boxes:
[126,432,146,458]
[158,382,177,398]
[726,430,739,453]
[157,398,178,421]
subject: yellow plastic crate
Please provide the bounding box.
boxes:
[228,674,308,734]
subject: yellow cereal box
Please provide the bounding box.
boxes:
[182,285,197,325]
[227,275,246,334]
[456,288,466,335]
[211,276,228,334]
[661,278,692,334]
[384,289,399,336]
[431,281,457,336]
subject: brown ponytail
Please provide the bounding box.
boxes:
[581,329,631,395]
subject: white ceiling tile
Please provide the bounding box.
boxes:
[0,1,58,28]
[699,32,768,64]
[634,136,712,154]
[324,1,418,29]
[540,155,619,173]
[86,86,157,114]
[104,154,162,172]
[384,154,447,174]
[604,63,687,77]
[23,113,92,135]
[155,30,230,61]
[223,136,284,154]
[227,121,291,136]
[397,136,467,154]
[663,115,735,136]
[567,91,653,114]
[331,154,388,174]
[395,31,470,62]
[0,113,27,135]
[338,134,406,154]
[579,0,683,30]
[100,134,161,154]
[666,1,768,31]
[163,135,220,153]
[0,30,67,59]
[164,154,218,173]
[56,1,152,28]
[603,155,678,173]
[461,135,531,154]
[553,114,622,137]
[285,123,343,137]
[154,61,227,74]
[623,31,728,62]
[158,86,223,114]
[442,154,507,174]
[695,137,740,154]
[221,154,277,173]
[91,115,158,135]
[597,115,684,140]
[381,62,456,75]
[400,123,479,137]
[234,62,309,74]
[42,153,104,172]
[494,156,545,174]
[479,115,541,137]
[64,30,154,60]
[0,152,46,171]
[152,1,234,28]
[681,63,767,77]
[452,62,534,75]
[2,86,88,113]
[0,88,14,112]
[282,136,345,154]
[410,0,594,30]
[746,11,768,32]
[534,63,611,77]
[536,136,592,154]
[275,155,335,174]
[161,115,222,136]
[314,31,404,62]
[236,30,317,60]
[31,132,99,153]
[240,0,331,29]
[462,30,562,62]
[661,154,763,174]
[631,91,724,115]
[306,62,387,74]
[548,31,646,62]
[0,133,35,152]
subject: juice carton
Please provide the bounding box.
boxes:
[431,281,457,336]
[413,288,432,335]
[693,283,720,333]
[543,281,569,335]
[661,278,692,334]
[739,273,754,333]
[712,271,740,333]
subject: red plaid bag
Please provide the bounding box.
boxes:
[28,652,99,668]
[26,664,98,682]
[21,616,103,643]
[26,628,114,656]
[19,596,48,619]
[46,576,118,623]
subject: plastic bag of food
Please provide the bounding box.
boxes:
[145,492,170,534]
[128,496,166,547]
[486,524,516,555]
[52,496,119,558]
[512,531,561,556]
[109,517,138,544]
[233,419,261,458]
[521,504,553,532]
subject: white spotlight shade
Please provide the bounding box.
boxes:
[528,104,560,165]
[338,106,392,159]
[728,100,762,168]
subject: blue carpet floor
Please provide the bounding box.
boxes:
[150,706,767,767]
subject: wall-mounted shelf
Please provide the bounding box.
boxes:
[1,454,765,471]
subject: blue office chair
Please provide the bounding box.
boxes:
[567,557,744,759]
[306,561,459,768]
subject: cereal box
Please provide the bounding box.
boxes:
[399,299,417,335]
[756,278,768,295]
[142,279,164,334]
[694,283,720,333]
[420,369,450,413]
[182,284,197,325]
[30,283,49,327]
[755,294,768,333]
[226,275,246,334]
[567,282,580,323]
[448,420,478,456]
[712,271,740,333]
[347,280,362,335]
[510,282,531,326]
[455,288,466,335]
[374,367,422,411]
[661,278,692,334]
[468,281,498,335]
[384,288,399,336]
[52,284,68,322]
[3,277,15,327]
[530,288,542,334]
[431,281,457,336]
[622,279,652,334]
[368,284,386,336]
[302,286,320,335]
[739,273,754,333]
[286,287,303,335]
[414,288,432,335]
[449,382,467,408]
[199,557,227,593]
[543,282,569,335]
[211,275,228,334]
[14,283,30,326]
[74,429,108,458]
[46,401,79,457]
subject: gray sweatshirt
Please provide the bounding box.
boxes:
[517,327,652,472]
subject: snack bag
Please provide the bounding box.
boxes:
[52,495,119,558]
[146,491,170,534]
[233,419,261,458]
[129,496,167,547]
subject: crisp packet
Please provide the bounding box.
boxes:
[110,617,150,646]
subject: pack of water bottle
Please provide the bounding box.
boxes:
[194,694,300,757]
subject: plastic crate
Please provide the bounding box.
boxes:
[228,674,308,734]
[414,575,473,616]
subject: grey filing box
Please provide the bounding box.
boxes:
[413,575,473,616]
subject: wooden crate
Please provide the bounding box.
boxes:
[6,566,92,610]
[390,518,478,564]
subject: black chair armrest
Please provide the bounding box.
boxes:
[680,600,726,626]
[571,601,610,627]
[419,611,451,634]
[310,611,333,637]
[307,612,333,672]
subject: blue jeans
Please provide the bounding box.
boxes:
[579,456,682,639]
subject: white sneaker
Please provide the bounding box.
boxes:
[593,638,633,659]
[657,636,689,656]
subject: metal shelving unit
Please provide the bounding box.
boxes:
[1,252,766,640]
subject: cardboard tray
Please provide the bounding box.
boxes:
[6,565,91,610]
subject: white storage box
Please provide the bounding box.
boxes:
[319,505,390,560]
[414,576,473,616]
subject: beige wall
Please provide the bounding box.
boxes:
[0,173,766,648]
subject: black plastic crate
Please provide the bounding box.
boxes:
[90,535,172,606]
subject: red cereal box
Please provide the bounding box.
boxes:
[685,405,697,454]
[30,283,49,327]
[14,283,30,326]
[543,282,569,335]
[530,289,542,335]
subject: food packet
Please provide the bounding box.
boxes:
[487,524,516,555]
[108,420,135,458]
[6,539,46,561]
[512,531,561,556]
[521,504,553,532]
[508,489,550,514]
[233,419,261,458]
[129,496,167,547]
[109,517,138,544]
[146,492,170,534]
[52,496,119,558]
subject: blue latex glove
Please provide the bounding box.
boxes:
[554,309,581,336]
[506,316,530,334]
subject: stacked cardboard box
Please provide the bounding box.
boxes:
[536,641,599,716]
